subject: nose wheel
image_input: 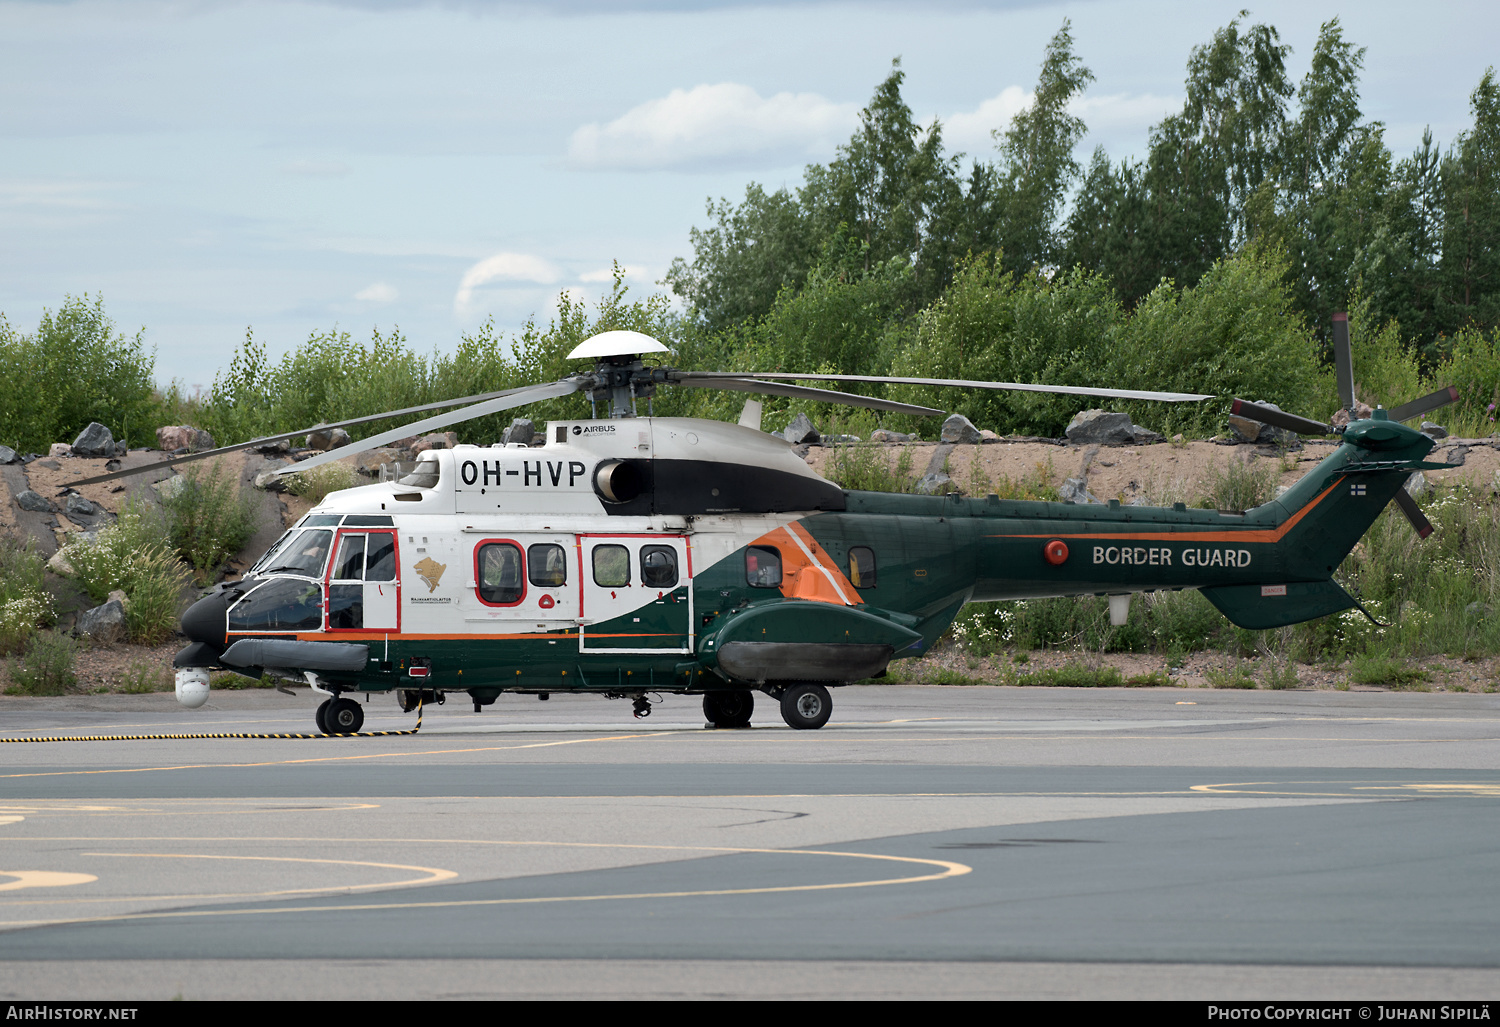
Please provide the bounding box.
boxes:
[319,696,364,734]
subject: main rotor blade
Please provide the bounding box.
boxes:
[1388,386,1460,425]
[689,371,1212,403]
[672,375,943,417]
[1229,399,1334,436]
[276,378,589,478]
[63,384,544,489]
[1392,488,1435,539]
[1331,312,1355,412]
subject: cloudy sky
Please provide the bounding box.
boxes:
[2,0,1495,391]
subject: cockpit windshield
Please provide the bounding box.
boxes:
[398,456,441,489]
[259,529,333,578]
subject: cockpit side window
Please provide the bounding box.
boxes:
[398,456,441,489]
[262,529,333,578]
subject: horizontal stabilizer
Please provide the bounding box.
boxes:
[1200,580,1358,630]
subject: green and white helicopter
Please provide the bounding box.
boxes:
[81,317,1458,733]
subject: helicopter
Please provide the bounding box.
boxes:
[71,316,1460,733]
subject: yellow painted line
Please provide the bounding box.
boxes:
[0,732,670,780]
[1191,781,1500,797]
[0,871,97,892]
[4,844,970,929]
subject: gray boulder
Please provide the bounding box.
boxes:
[71,422,116,458]
[1228,400,1298,446]
[940,413,982,444]
[306,426,352,451]
[500,419,535,446]
[1421,421,1448,439]
[156,425,216,453]
[64,494,99,519]
[77,600,127,645]
[870,429,914,444]
[782,413,821,446]
[913,471,953,495]
[1405,472,1428,499]
[252,470,288,493]
[1130,425,1166,445]
[1065,410,1135,446]
[15,489,54,513]
[1058,477,1100,504]
[0,445,15,464]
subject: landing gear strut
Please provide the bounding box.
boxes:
[632,695,652,719]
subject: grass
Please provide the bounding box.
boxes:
[1350,654,1432,688]
[5,631,78,695]
[119,660,172,694]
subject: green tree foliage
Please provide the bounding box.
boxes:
[1063,14,1294,305]
[1437,68,1500,334]
[197,266,676,446]
[0,295,157,452]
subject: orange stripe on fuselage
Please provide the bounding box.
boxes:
[751,522,862,606]
[988,479,1343,545]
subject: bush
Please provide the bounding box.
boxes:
[282,461,360,506]
[0,533,52,655]
[158,460,260,582]
[6,631,78,695]
[61,504,190,644]
[0,295,159,453]
[1200,454,1280,512]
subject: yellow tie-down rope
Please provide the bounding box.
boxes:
[0,699,423,743]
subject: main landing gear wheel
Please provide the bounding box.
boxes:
[703,690,754,729]
[779,683,831,730]
[396,689,420,713]
[315,699,331,734]
[325,697,364,734]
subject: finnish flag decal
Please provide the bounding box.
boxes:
[1350,483,1367,496]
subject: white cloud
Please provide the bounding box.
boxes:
[940,88,1182,160]
[568,82,858,171]
[354,281,397,303]
[942,86,1033,154]
[454,252,561,314]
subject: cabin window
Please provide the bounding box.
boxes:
[398,456,441,489]
[476,543,524,605]
[260,529,333,578]
[528,543,568,587]
[746,546,782,588]
[593,545,631,588]
[848,547,877,588]
[641,545,678,589]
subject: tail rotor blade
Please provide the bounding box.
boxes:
[1332,312,1355,412]
[1229,399,1333,436]
[1387,386,1460,425]
[1392,488,1435,539]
